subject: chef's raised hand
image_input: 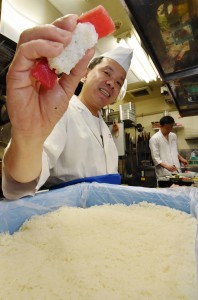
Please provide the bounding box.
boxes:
[6,14,94,141]
[4,15,94,183]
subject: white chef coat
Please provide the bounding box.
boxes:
[2,96,118,199]
[149,129,180,180]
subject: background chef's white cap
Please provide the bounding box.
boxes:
[101,47,133,73]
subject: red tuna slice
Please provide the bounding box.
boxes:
[31,58,57,89]
[78,5,115,39]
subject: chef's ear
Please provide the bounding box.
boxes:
[117,79,127,101]
[81,69,89,83]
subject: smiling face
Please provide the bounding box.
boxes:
[78,57,126,116]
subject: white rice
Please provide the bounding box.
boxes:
[0,203,197,300]
[48,22,98,75]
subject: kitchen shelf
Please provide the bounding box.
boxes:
[152,126,184,131]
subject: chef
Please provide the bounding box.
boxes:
[149,115,188,186]
[2,14,133,199]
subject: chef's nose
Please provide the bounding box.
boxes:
[105,79,115,89]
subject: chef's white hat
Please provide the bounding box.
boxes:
[102,46,133,73]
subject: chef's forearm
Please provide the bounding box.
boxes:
[4,138,44,183]
[178,154,187,164]
[159,162,177,172]
[159,162,169,169]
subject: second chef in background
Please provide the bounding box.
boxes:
[149,116,188,185]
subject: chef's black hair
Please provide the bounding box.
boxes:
[88,57,104,70]
[160,116,175,126]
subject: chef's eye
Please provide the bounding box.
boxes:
[104,71,110,76]
[116,81,122,87]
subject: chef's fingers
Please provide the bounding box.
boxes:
[59,48,95,98]
[184,160,188,166]
[17,15,78,49]
[168,165,175,172]
[52,14,78,31]
[172,165,179,173]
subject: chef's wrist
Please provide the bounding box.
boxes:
[160,162,167,169]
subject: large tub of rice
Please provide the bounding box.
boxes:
[0,183,198,299]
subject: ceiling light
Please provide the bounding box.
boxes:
[118,30,160,83]
[0,0,38,42]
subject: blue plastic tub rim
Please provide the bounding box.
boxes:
[0,183,198,234]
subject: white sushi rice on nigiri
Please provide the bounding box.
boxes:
[48,22,98,75]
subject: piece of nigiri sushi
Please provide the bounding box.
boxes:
[48,22,98,75]
[31,5,115,89]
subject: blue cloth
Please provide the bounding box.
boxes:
[50,173,121,190]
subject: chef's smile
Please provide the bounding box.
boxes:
[99,87,111,98]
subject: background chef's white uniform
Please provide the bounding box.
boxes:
[2,96,118,199]
[149,129,181,180]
